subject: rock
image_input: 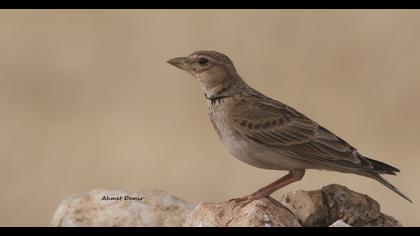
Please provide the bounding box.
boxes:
[329,219,351,227]
[184,197,301,227]
[321,184,381,226]
[50,184,402,227]
[279,184,401,227]
[363,213,402,227]
[280,189,329,226]
[49,188,195,227]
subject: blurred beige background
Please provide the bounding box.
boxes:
[0,10,419,226]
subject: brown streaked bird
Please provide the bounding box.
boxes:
[167,50,412,203]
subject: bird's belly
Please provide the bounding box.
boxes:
[217,124,315,170]
[224,137,312,170]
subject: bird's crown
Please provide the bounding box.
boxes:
[190,50,234,66]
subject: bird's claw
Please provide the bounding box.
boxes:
[228,193,266,210]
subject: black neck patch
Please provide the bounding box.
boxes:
[204,93,232,105]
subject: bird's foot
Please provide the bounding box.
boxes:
[228,192,267,209]
[228,193,293,213]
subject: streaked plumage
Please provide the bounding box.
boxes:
[167,50,411,203]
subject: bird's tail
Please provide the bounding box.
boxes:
[369,173,413,203]
[366,157,400,175]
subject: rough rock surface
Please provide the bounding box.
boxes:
[184,197,301,227]
[280,184,401,227]
[50,184,401,227]
[280,188,328,226]
[50,189,194,227]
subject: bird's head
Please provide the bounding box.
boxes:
[167,50,242,95]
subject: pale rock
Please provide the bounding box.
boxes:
[184,197,301,227]
[50,185,402,227]
[329,219,351,227]
[50,189,194,227]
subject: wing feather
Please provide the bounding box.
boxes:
[231,94,379,172]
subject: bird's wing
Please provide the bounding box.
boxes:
[231,95,376,172]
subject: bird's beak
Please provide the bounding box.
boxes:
[167,57,189,71]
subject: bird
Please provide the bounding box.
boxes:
[167,50,412,204]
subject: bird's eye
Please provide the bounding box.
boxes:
[198,57,209,65]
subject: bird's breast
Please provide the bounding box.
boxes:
[207,102,277,169]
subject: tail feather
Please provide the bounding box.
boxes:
[366,157,400,175]
[370,173,412,203]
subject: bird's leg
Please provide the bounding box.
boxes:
[228,169,305,208]
[251,169,305,197]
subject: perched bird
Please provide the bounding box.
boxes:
[167,50,412,203]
